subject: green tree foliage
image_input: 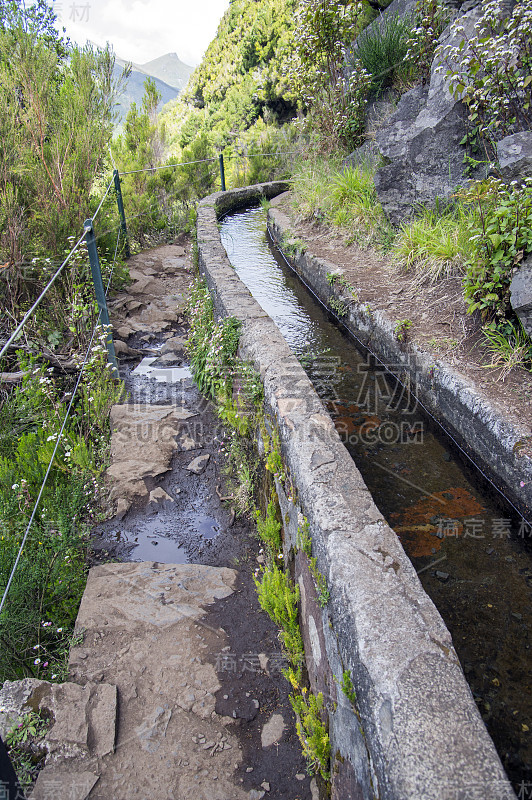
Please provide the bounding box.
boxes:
[112,78,217,242]
[186,0,297,129]
[169,0,298,174]
[111,78,169,240]
[0,1,127,275]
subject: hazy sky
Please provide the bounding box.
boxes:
[54,0,230,66]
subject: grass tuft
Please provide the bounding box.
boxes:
[482,320,532,382]
[353,13,412,94]
[290,157,391,247]
[392,205,477,284]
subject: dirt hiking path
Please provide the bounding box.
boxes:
[23,243,312,800]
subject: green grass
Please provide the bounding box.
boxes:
[482,319,532,381]
[0,345,123,682]
[330,166,386,234]
[392,204,477,284]
[354,12,412,94]
[290,157,390,247]
[290,157,339,221]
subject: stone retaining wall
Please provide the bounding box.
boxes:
[197,183,516,800]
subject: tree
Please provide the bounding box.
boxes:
[0,2,128,270]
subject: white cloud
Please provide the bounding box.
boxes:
[55,0,229,66]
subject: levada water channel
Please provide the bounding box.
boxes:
[220,205,532,792]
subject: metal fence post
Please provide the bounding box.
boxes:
[113,169,131,258]
[0,734,25,799]
[219,154,226,192]
[84,218,119,379]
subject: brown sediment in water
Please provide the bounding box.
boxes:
[390,487,486,557]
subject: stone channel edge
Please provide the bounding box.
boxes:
[196,183,516,800]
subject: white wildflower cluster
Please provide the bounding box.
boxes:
[204,319,236,394]
[436,0,532,140]
[330,64,372,145]
[404,0,451,78]
[289,0,368,147]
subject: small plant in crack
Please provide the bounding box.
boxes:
[394,318,413,342]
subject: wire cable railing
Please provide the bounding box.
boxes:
[0,233,86,361]
[0,219,123,616]
[92,175,116,222]
[0,147,291,621]
[120,156,218,176]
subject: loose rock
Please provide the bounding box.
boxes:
[187,454,211,474]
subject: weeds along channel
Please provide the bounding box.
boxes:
[219,204,532,792]
[186,276,334,790]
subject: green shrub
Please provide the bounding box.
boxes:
[290,690,331,780]
[256,495,282,555]
[254,563,304,670]
[461,178,532,319]
[186,278,242,398]
[226,119,301,188]
[440,0,532,151]
[404,0,450,83]
[0,342,123,681]
[6,710,49,790]
[291,0,371,148]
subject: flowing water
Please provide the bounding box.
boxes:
[220,206,532,791]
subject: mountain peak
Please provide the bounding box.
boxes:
[135,52,193,91]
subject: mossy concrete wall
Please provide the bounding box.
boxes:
[197,183,516,800]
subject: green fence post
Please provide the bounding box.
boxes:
[84,218,119,379]
[219,153,226,192]
[113,169,131,258]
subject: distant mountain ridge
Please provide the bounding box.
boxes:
[135,53,192,90]
[113,52,193,127]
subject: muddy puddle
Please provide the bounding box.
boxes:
[220,206,532,791]
[92,330,248,572]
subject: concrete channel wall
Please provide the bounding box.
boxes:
[197,184,516,800]
[267,204,532,523]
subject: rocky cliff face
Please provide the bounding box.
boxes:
[364,0,532,225]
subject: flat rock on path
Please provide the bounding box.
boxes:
[32,562,252,800]
[107,403,198,515]
[109,244,191,341]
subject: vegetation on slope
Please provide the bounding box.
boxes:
[0,0,128,687]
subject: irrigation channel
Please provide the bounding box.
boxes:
[220,205,532,791]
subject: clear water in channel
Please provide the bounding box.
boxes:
[220,206,532,791]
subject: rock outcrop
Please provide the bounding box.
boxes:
[372,1,486,224]
[510,255,532,337]
[497,131,532,181]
